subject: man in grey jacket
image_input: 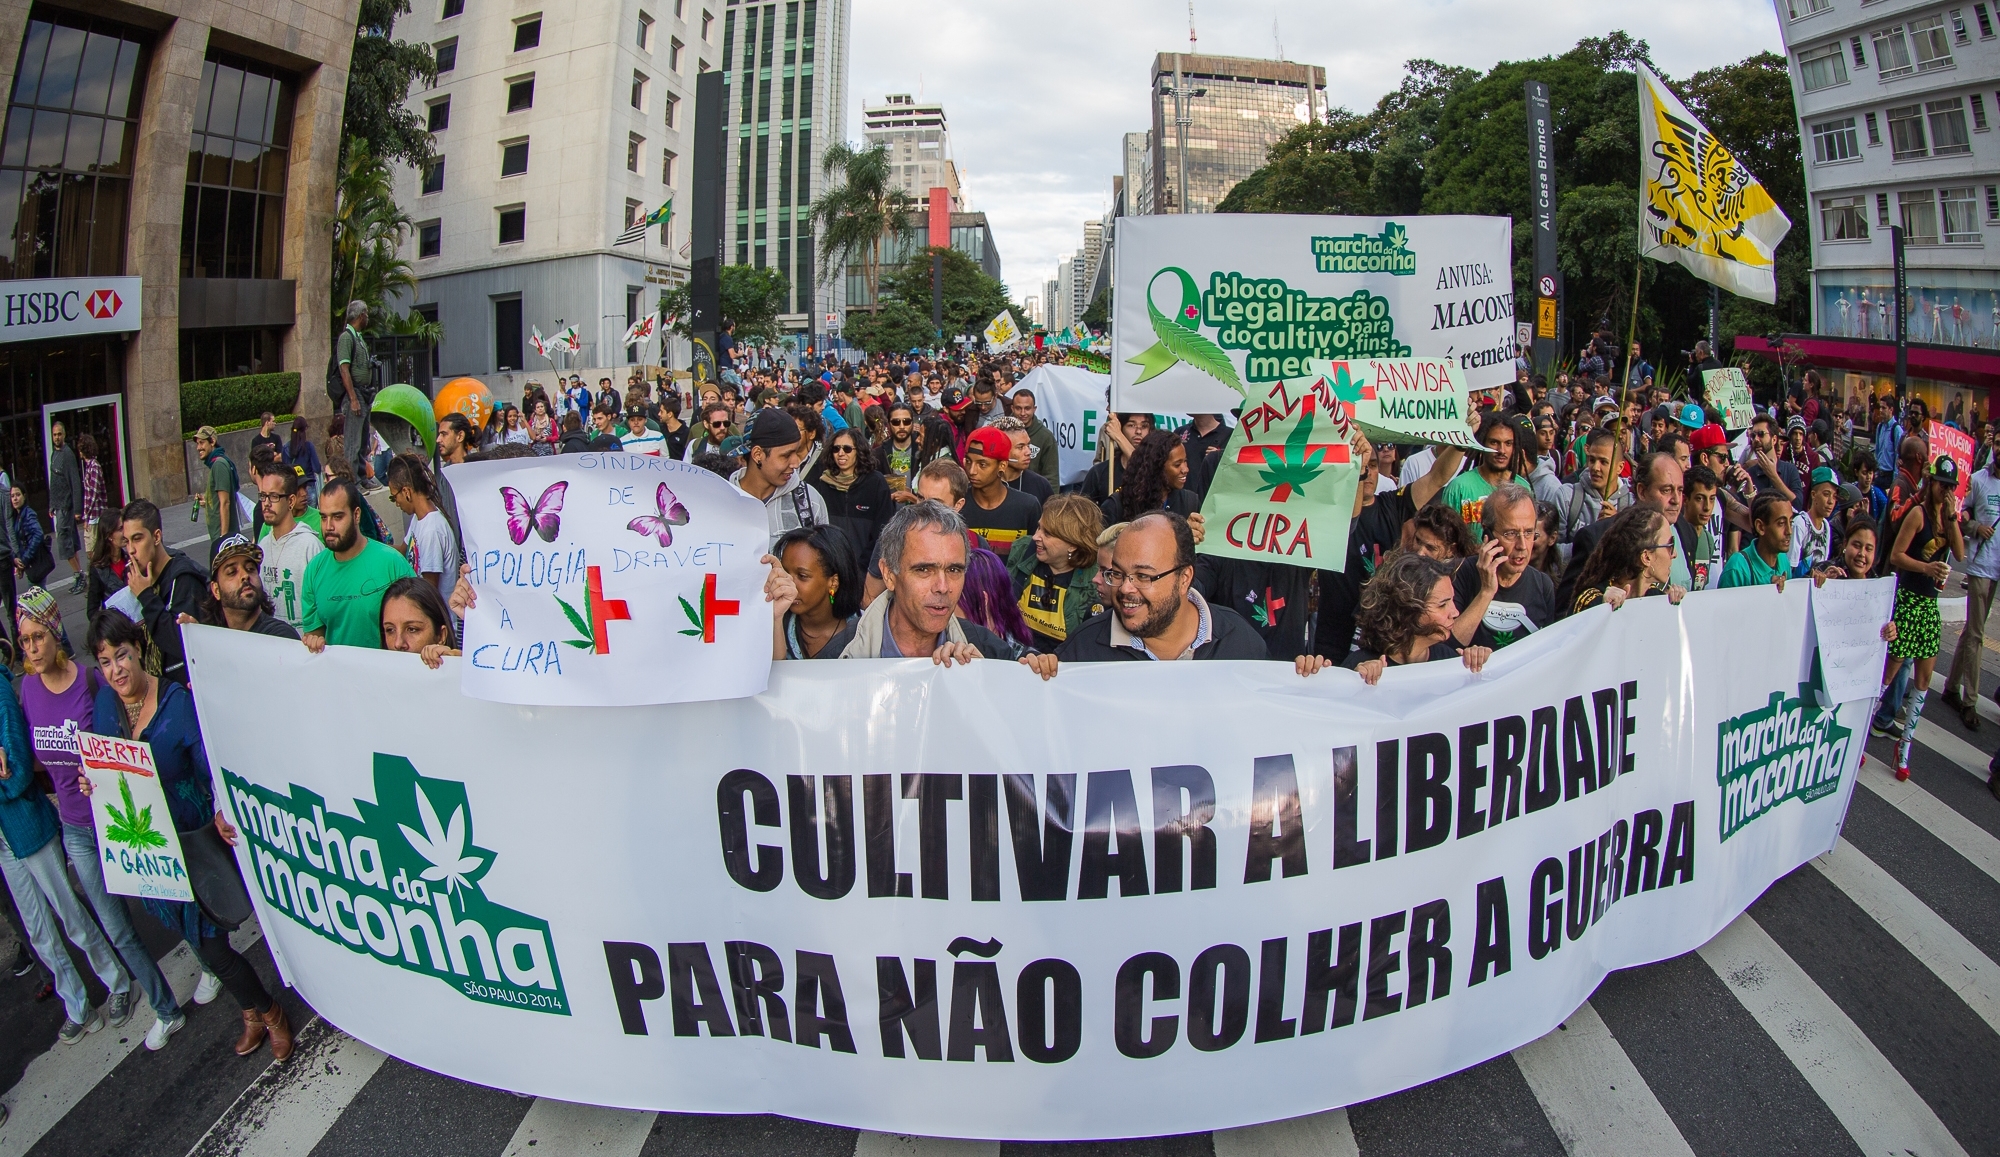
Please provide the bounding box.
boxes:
[45,421,81,592]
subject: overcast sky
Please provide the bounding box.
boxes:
[847,0,1786,308]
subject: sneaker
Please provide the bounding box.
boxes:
[1871,718,1904,741]
[143,1011,185,1051]
[68,574,84,595]
[58,1006,103,1044]
[193,972,223,1006]
[9,943,32,977]
[1895,764,1912,782]
[106,991,132,1028]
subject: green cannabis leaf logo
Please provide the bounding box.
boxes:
[678,596,706,638]
[1256,400,1332,503]
[103,772,167,851]
[555,592,593,650]
[1126,267,1244,394]
[1384,223,1408,251]
[397,784,485,912]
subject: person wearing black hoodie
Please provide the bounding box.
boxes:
[1054,512,1268,663]
[116,499,207,685]
[808,427,893,562]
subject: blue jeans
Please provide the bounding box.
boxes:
[1875,658,1915,727]
[62,823,179,1019]
[0,834,127,1024]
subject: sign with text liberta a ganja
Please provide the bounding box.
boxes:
[0,276,141,344]
[78,732,195,903]
[445,455,774,706]
[1111,215,1514,414]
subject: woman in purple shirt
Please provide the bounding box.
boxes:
[15,588,186,1050]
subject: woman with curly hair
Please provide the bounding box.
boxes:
[1568,503,1687,615]
[808,427,894,561]
[1100,430,1200,525]
[1300,552,1490,684]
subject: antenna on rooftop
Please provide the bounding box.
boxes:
[1188,0,1197,52]
[1273,16,1283,60]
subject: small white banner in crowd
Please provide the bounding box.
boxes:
[189,581,1875,1140]
[79,733,194,903]
[444,455,774,706]
[1017,364,1192,486]
[1112,214,1516,415]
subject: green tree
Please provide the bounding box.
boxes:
[1081,287,1108,330]
[808,142,918,311]
[658,264,791,345]
[873,245,1020,342]
[842,301,937,355]
[342,0,437,169]
[331,142,418,326]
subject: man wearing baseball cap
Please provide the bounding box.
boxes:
[939,385,980,458]
[731,409,828,549]
[961,426,1041,551]
[199,536,299,639]
[1791,466,1840,576]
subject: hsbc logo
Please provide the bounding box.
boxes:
[0,276,140,342]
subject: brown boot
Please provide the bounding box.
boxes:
[234,1009,267,1056]
[261,1003,293,1061]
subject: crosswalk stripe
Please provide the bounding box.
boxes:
[1858,755,2000,885]
[1928,672,2000,725]
[1811,837,2000,1037]
[499,1098,656,1157]
[1211,1108,1359,1157]
[1510,1001,1695,1157]
[1697,913,1969,1157]
[183,1021,387,1157]
[1910,716,1993,781]
[0,940,204,1157]
[852,1134,999,1156]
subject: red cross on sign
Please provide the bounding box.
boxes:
[1235,443,1352,465]
[586,566,630,654]
[700,572,739,643]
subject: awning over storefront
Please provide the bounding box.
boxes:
[1733,333,2000,390]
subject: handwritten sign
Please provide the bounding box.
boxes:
[1329,357,1483,450]
[1928,420,1974,502]
[1809,576,1895,706]
[447,454,776,707]
[77,733,194,902]
[1704,367,1755,431]
[1197,376,1360,572]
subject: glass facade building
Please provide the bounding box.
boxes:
[181,52,293,281]
[1148,53,1326,215]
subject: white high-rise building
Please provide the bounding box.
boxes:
[393,0,704,376]
[1053,259,1072,330]
[1023,295,1041,327]
[722,0,850,332]
[1122,131,1152,215]
[1044,277,1060,330]
[863,93,960,208]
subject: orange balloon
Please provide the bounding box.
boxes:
[433,377,493,430]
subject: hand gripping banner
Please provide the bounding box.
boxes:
[186,584,1870,1141]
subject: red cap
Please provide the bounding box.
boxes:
[965,427,1013,461]
[1688,423,1729,454]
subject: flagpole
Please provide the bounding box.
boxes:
[1613,258,1643,485]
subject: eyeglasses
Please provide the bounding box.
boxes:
[889,418,913,427]
[1645,538,1676,552]
[1492,529,1535,544]
[832,445,855,454]
[1099,566,1186,589]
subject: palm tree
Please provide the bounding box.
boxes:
[808,142,918,313]
[331,141,419,325]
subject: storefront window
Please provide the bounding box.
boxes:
[180,51,293,279]
[0,8,150,279]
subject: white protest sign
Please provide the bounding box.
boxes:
[1112,214,1515,414]
[1809,576,1895,705]
[446,454,775,707]
[1299,357,1483,449]
[190,586,1866,1141]
[77,732,194,902]
[1016,365,1192,485]
[1704,367,1755,430]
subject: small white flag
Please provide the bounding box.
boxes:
[623,313,659,346]
[983,310,1022,352]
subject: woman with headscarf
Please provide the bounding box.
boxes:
[14,588,186,1049]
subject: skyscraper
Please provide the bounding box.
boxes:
[720,0,849,326]
[863,93,959,207]
[1149,53,1325,214]
[1122,131,1152,216]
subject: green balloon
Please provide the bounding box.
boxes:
[370,384,437,457]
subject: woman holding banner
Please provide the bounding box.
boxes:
[82,610,291,1062]
[1304,553,1491,685]
[1569,505,1688,615]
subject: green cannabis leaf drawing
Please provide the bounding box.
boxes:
[1126,267,1244,395]
[678,596,705,638]
[555,592,594,650]
[398,784,485,912]
[1383,223,1408,252]
[103,773,167,852]
[1256,404,1331,503]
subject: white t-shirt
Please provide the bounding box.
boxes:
[1965,469,2000,580]
[621,429,665,455]
[258,519,325,629]
[406,508,459,585]
[1791,511,1833,573]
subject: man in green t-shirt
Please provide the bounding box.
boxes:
[336,300,376,487]
[1436,412,1530,544]
[301,477,413,651]
[193,426,240,543]
[1719,493,1793,590]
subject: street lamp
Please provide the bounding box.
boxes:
[1159,75,1205,213]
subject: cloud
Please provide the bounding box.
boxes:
[846,0,1782,304]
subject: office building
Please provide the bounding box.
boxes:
[720,0,849,333]
[863,92,959,208]
[842,209,1000,313]
[1758,0,2000,420]
[392,0,700,378]
[1122,130,1151,215]
[1148,52,1325,214]
[0,0,357,508]
[1043,276,1059,330]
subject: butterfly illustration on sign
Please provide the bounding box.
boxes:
[501,482,567,545]
[626,483,691,547]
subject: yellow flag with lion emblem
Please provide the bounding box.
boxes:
[1636,63,1791,304]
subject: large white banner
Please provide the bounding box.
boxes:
[445,455,774,706]
[1112,215,1516,415]
[1017,364,1192,486]
[186,586,1867,1141]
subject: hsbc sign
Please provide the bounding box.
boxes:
[0,276,142,343]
